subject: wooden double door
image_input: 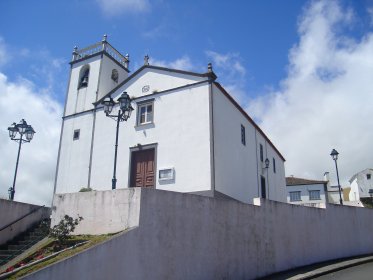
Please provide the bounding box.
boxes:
[130,148,155,188]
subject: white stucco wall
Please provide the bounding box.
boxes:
[350,169,373,199]
[286,183,326,208]
[212,84,286,203]
[57,58,287,204]
[51,189,141,235]
[0,200,50,245]
[65,55,102,116]
[55,112,94,193]
[89,81,212,193]
[255,132,287,202]
[349,179,360,201]
[97,54,128,101]
[119,68,205,99]
[24,189,373,280]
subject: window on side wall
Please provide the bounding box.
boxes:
[273,158,276,173]
[137,101,154,126]
[260,144,264,162]
[73,129,80,140]
[367,174,371,180]
[289,191,301,202]
[309,190,320,200]
[241,125,246,146]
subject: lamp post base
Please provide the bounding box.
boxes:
[8,187,15,201]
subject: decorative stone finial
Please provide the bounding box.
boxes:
[124,54,130,68]
[144,55,150,65]
[72,46,79,61]
[208,62,213,72]
[102,34,108,42]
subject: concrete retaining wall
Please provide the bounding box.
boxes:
[24,188,373,279]
[0,199,50,245]
[51,189,141,235]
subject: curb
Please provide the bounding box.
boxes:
[285,255,373,279]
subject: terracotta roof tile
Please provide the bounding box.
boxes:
[286,177,327,186]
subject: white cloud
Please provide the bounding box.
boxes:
[0,73,62,206]
[206,50,247,104]
[149,55,195,71]
[248,0,373,186]
[96,0,150,16]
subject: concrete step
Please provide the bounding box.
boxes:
[29,232,46,238]
[14,237,39,246]
[8,244,29,251]
[0,250,22,255]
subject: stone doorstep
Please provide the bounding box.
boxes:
[0,237,50,274]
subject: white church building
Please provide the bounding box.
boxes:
[53,36,287,204]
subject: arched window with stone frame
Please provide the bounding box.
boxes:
[78,65,90,89]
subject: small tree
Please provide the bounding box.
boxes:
[79,187,92,192]
[50,215,83,246]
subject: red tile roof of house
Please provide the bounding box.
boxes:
[286,176,327,186]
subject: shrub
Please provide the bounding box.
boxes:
[79,187,92,192]
[50,215,83,246]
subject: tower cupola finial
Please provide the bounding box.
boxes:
[144,55,150,66]
[208,62,213,72]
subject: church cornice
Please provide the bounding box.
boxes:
[94,65,216,106]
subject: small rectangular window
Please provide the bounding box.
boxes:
[273,158,276,173]
[241,125,246,146]
[290,191,301,202]
[73,129,80,140]
[260,144,264,162]
[137,101,154,125]
[367,174,371,180]
[309,190,321,200]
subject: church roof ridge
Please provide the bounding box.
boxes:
[94,64,216,105]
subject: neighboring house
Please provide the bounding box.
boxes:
[349,168,373,201]
[54,36,287,204]
[286,176,328,208]
[323,171,344,204]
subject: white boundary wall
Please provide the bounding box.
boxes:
[0,199,50,245]
[25,188,373,280]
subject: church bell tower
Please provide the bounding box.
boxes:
[54,35,130,194]
[64,35,130,117]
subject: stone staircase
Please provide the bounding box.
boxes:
[0,220,49,266]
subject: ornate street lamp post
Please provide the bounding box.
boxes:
[7,119,35,200]
[101,92,134,190]
[330,149,343,205]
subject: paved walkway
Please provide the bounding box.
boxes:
[261,254,373,279]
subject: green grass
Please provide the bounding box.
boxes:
[360,198,373,208]
[5,234,114,279]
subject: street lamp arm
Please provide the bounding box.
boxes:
[10,138,32,144]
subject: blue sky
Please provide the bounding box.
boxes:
[1,0,373,204]
[0,0,309,101]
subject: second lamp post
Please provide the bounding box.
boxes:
[330,149,343,205]
[102,92,134,190]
